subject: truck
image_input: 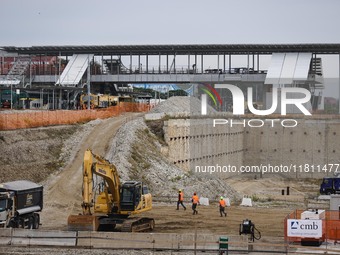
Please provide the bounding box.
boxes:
[68,149,154,232]
[0,180,43,229]
[319,177,340,195]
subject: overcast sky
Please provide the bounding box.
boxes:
[1,0,340,95]
[1,0,340,45]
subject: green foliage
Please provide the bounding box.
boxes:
[251,194,273,203]
[251,194,260,202]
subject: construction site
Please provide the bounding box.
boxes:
[1,44,340,254]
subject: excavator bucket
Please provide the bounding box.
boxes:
[67,215,99,231]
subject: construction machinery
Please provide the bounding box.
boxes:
[0,180,43,229]
[239,219,261,242]
[320,177,340,195]
[67,149,154,232]
[80,94,119,109]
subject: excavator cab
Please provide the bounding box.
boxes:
[120,182,140,211]
[120,182,151,212]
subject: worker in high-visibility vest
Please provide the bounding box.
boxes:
[176,189,186,210]
[191,192,199,215]
[219,196,227,217]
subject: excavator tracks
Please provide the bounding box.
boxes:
[121,217,155,232]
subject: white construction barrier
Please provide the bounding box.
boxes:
[200,197,209,206]
[240,197,252,207]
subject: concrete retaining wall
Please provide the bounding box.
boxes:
[164,118,244,173]
[163,117,340,178]
[244,119,340,178]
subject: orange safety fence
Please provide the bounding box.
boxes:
[285,209,340,242]
[0,102,150,131]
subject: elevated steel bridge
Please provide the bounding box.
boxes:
[3,43,340,55]
[0,43,339,111]
[2,43,339,85]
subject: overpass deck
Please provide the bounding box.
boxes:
[30,73,267,84]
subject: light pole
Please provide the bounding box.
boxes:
[16,89,20,109]
[10,84,12,109]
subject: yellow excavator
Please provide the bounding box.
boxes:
[68,149,154,232]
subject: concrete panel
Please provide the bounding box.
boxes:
[164,116,340,179]
[0,229,12,245]
[78,232,154,249]
[0,229,76,246]
[0,229,247,251]
[145,113,165,120]
[77,232,246,250]
[330,195,340,212]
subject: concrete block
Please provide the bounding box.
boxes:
[240,197,253,207]
[0,229,12,245]
[145,113,165,120]
[330,194,340,211]
[77,232,154,249]
[9,229,76,246]
[200,197,209,206]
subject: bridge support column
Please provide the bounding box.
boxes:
[87,55,91,110]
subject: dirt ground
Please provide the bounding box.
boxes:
[40,113,143,230]
[35,112,307,242]
[145,203,292,238]
[0,110,324,247]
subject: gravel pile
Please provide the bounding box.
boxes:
[107,117,238,200]
[58,119,102,167]
[106,97,239,201]
[150,96,215,115]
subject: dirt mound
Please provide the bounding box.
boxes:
[0,125,80,183]
[107,117,240,201]
[150,96,215,115]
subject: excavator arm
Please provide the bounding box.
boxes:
[82,149,121,215]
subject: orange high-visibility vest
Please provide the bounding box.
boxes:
[219,199,226,207]
[192,195,199,204]
[179,192,184,201]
